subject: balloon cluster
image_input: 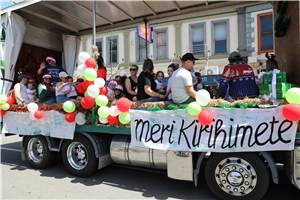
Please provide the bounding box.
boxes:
[282,88,300,121]
[187,90,213,125]
[98,97,131,125]
[0,95,15,116]
[63,101,76,123]
[77,52,108,110]
[27,103,44,120]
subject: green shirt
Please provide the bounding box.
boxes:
[38,82,55,103]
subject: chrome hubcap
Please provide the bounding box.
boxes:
[27,138,43,162]
[67,142,88,170]
[215,157,257,196]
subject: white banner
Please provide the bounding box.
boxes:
[2,111,75,140]
[130,106,298,152]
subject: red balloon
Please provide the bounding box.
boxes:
[85,58,96,68]
[97,68,107,80]
[6,96,16,105]
[0,108,6,116]
[117,97,131,112]
[99,86,108,95]
[65,112,76,123]
[83,80,93,91]
[282,104,300,121]
[107,115,118,124]
[99,66,107,72]
[34,111,45,119]
[198,110,213,125]
[81,96,95,109]
[77,83,85,94]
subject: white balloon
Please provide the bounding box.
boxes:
[196,89,211,106]
[29,112,36,120]
[94,78,105,88]
[77,64,87,75]
[99,117,108,124]
[109,106,121,117]
[27,103,38,112]
[87,84,100,98]
[79,52,90,63]
[75,113,86,125]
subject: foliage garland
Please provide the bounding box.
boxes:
[275,1,289,38]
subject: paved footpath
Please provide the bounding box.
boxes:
[1,134,299,200]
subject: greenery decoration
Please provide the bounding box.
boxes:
[167,105,179,110]
[92,106,99,126]
[275,1,289,38]
[148,105,164,111]
[84,109,90,121]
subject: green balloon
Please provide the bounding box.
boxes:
[84,68,97,81]
[84,91,89,97]
[0,95,7,104]
[1,103,10,111]
[286,88,300,104]
[187,102,202,116]
[119,112,131,124]
[98,106,109,118]
[63,101,75,113]
[96,95,108,106]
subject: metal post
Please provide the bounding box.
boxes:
[93,1,96,46]
[144,19,148,59]
[111,30,113,74]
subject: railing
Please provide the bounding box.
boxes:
[186,44,210,67]
[107,59,124,80]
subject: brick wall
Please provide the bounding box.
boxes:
[273,1,300,85]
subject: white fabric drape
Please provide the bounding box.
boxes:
[62,34,81,76]
[0,12,28,95]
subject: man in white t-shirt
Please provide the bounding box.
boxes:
[171,53,198,104]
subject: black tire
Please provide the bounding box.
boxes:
[61,134,98,177]
[24,135,57,169]
[205,153,269,200]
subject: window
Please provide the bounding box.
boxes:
[192,26,205,56]
[156,31,167,59]
[257,12,273,54]
[82,41,87,52]
[138,37,149,61]
[108,37,117,63]
[214,23,227,54]
[91,38,102,57]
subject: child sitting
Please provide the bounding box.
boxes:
[26,83,37,102]
[155,71,166,94]
[114,84,125,100]
[65,77,83,101]
[165,63,179,102]
[107,79,117,101]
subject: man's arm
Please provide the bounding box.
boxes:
[185,85,196,99]
[218,66,230,98]
[38,62,46,74]
[14,84,25,104]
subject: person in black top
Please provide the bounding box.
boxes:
[125,64,139,101]
[137,59,165,102]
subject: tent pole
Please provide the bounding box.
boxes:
[93,1,96,46]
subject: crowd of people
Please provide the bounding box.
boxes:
[13,51,262,106]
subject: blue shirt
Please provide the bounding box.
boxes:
[42,65,66,86]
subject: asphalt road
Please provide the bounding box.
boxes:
[1,134,300,200]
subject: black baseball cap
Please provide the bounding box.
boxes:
[182,53,199,61]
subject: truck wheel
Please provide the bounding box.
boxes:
[61,134,98,177]
[205,153,269,200]
[24,136,56,169]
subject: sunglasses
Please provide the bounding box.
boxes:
[190,60,195,64]
[114,89,122,92]
[44,78,51,80]
[130,68,137,71]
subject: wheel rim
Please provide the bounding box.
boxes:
[215,157,257,196]
[67,142,88,170]
[27,138,44,163]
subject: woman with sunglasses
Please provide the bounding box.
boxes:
[56,72,80,103]
[38,73,57,104]
[125,64,138,101]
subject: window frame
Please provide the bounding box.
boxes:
[91,37,103,57]
[211,19,230,56]
[136,33,150,62]
[257,12,273,55]
[189,22,206,56]
[106,35,119,64]
[153,27,168,60]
